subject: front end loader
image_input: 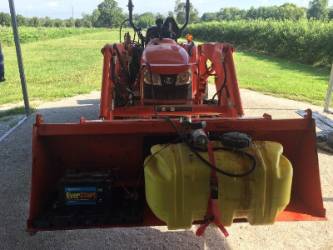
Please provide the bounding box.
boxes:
[27,0,326,236]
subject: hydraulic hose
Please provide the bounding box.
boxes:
[164,117,257,178]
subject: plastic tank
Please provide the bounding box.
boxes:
[144,141,293,229]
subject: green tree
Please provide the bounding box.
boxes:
[218,8,246,20]
[244,4,305,20]
[74,19,83,28]
[308,0,329,19]
[28,17,41,27]
[95,0,124,27]
[76,18,93,28]
[0,12,11,26]
[174,0,199,24]
[65,18,75,27]
[53,19,65,27]
[278,3,306,20]
[246,7,258,19]
[81,13,96,27]
[89,10,101,27]
[16,15,27,26]
[256,6,278,19]
[137,12,155,28]
[43,17,54,27]
[328,7,333,19]
[201,12,218,22]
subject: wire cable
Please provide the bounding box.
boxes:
[119,19,129,43]
[164,117,256,178]
[143,143,173,168]
[138,139,180,188]
[210,62,230,102]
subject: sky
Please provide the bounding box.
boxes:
[0,0,333,19]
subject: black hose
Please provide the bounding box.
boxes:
[179,0,191,36]
[119,19,129,43]
[190,146,256,178]
[144,143,172,168]
[210,62,230,103]
[164,117,256,178]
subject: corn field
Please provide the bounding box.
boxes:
[189,20,333,66]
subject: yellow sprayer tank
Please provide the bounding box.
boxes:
[144,141,293,230]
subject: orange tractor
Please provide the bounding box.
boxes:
[28,0,325,236]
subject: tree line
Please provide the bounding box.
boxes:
[0,0,332,28]
[201,1,333,22]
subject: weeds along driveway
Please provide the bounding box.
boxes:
[0,89,332,250]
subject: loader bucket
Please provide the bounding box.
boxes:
[27,111,326,233]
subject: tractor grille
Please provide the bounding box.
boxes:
[160,75,177,86]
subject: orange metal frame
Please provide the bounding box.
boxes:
[28,111,326,233]
[27,39,326,233]
[100,43,243,120]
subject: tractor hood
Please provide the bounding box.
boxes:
[142,38,190,74]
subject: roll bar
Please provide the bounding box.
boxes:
[127,0,191,35]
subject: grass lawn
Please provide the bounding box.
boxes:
[0,30,116,106]
[234,51,331,106]
[0,29,331,109]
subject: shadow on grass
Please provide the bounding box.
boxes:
[0,106,35,119]
[239,50,330,81]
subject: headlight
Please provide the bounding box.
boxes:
[144,68,161,86]
[176,70,192,86]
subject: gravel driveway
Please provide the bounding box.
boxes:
[0,89,332,250]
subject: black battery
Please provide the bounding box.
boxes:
[33,170,144,229]
[56,170,113,208]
